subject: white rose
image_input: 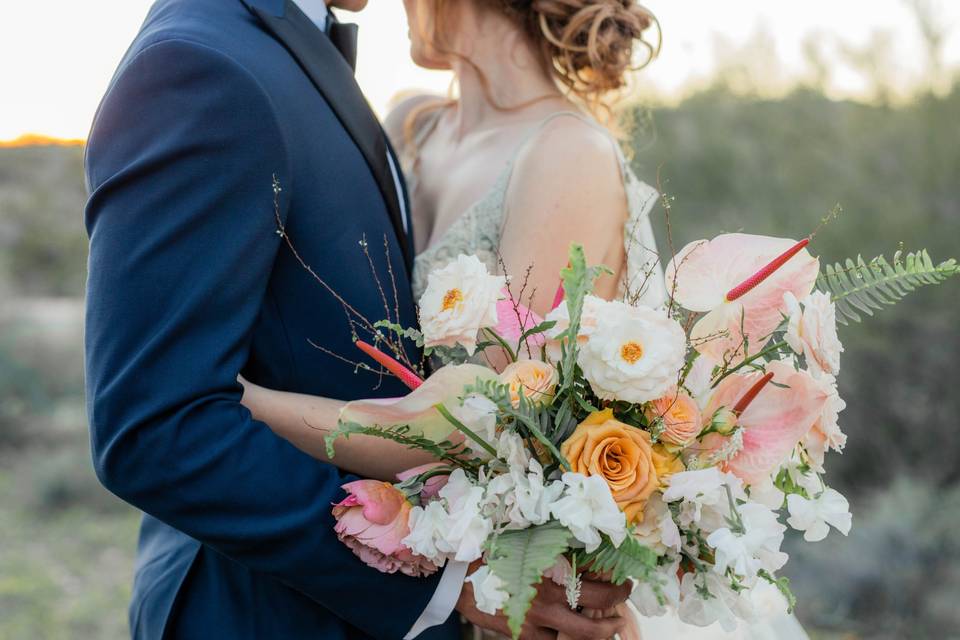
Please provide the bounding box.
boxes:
[577,300,687,403]
[466,566,509,615]
[783,291,844,377]
[419,254,506,355]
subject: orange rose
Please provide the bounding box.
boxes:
[561,409,660,524]
[646,388,704,448]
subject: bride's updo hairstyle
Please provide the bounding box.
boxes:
[503,0,659,109]
[417,0,660,115]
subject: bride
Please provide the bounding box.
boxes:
[241,1,808,638]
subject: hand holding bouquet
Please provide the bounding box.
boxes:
[326,236,957,637]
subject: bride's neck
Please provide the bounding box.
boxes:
[448,22,563,138]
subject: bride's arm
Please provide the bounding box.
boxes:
[496,117,630,317]
[239,378,438,482]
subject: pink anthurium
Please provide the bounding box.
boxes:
[495,288,546,348]
[665,234,820,362]
[339,364,498,443]
[702,360,827,486]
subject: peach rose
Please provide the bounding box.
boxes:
[499,360,559,407]
[646,388,704,448]
[561,409,660,524]
[332,480,437,577]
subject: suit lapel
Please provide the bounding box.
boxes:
[242,0,413,271]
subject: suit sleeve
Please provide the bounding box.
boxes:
[84,38,442,637]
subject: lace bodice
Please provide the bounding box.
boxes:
[410,111,666,307]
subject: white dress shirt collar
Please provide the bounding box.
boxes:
[291,0,329,30]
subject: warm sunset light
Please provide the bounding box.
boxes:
[2,0,959,143]
[0,134,85,149]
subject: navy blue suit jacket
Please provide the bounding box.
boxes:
[84,0,458,638]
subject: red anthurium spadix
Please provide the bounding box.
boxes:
[704,361,827,486]
[665,234,819,362]
[355,340,423,391]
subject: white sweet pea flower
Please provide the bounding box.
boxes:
[631,558,681,617]
[633,495,682,554]
[550,473,627,552]
[783,291,844,378]
[403,501,449,561]
[707,503,787,579]
[483,459,564,529]
[495,430,531,470]
[438,470,493,562]
[786,488,852,542]
[452,394,499,459]
[577,300,687,403]
[419,254,506,355]
[677,572,756,632]
[466,566,509,615]
[662,468,745,532]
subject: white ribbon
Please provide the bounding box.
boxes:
[404,560,470,639]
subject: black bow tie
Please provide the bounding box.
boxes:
[326,17,359,71]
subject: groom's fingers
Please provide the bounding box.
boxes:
[576,577,633,610]
[529,603,625,640]
[537,575,632,611]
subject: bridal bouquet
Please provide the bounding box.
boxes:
[325,235,957,637]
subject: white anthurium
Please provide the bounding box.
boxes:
[786,488,852,542]
[418,254,506,355]
[550,473,627,552]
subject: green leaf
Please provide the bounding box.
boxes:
[578,534,660,586]
[558,245,608,395]
[326,421,482,471]
[817,250,958,325]
[373,320,424,346]
[487,523,572,639]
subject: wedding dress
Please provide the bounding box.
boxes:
[408,111,808,640]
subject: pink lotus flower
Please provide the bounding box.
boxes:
[396,463,451,501]
[665,234,820,362]
[333,480,438,577]
[701,361,827,485]
[339,363,498,443]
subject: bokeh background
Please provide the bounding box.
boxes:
[1,1,958,639]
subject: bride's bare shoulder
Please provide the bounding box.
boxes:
[507,115,627,228]
[383,93,447,155]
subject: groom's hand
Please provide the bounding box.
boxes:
[456,569,630,640]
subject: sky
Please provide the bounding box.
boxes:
[1,0,958,141]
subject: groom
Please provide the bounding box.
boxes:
[84,0,630,638]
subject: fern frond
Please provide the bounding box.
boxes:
[578,534,660,586]
[326,422,482,471]
[817,250,958,324]
[487,523,572,639]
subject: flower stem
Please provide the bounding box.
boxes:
[712,341,788,388]
[435,403,500,458]
[483,328,518,363]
